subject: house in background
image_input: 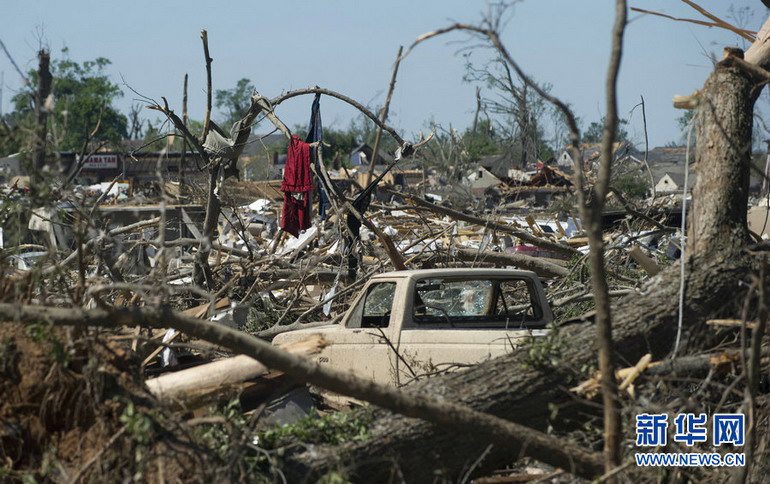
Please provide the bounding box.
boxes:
[478,153,516,178]
[654,172,696,194]
[467,166,503,196]
[556,141,640,172]
[349,143,393,167]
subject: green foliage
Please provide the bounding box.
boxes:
[611,168,650,201]
[195,400,245,455]
[11,49,128,152]
[524,330,566,370]
[461,119,500,161]
[140,122,167,151]
[120,399,155,447]
[215,78,256,131]
[583,117,629,144]
[0,110,32,155]
[318,473,352,484]
[258,409,374,450]
[141,118,204,153]
[675,109,697,146]
[0,192,29,247]
[194,399,283,481]
[322,127,360,167]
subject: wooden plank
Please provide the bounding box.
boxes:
[181,207,202,240]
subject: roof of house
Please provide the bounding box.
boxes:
[647,146,688,165]
[658,172,690,187]
[350,143,393,164]
[478,153,514,178]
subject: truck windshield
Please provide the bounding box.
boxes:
[413,278,541,328]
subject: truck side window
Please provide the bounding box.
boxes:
[347,282,396,328]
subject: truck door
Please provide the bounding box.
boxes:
[321,280,398,384]
[392,276,547,384]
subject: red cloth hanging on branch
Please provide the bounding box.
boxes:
[280,135,313,237]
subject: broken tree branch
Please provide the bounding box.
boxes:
[367,45,404,186]
[679,0,755,42]
[631,7,756,39]
[270,87,408,149]
[591,1,627,473]
[451,248,569,279]
[200,29,213,144]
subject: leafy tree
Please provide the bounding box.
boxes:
[611,168,650,201]
[583,117,629,144]
[11,49,128,152]
[322,127,359,167]
[214,78,256,130]
[673,109,697,146]
[461,119,500,161]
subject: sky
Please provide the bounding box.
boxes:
[1,0,767,149]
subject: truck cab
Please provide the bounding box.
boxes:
[272,268,552,386]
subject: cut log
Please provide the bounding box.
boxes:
[145,335,326,407]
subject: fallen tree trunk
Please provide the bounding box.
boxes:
[280,55,758,482]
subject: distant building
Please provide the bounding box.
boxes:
[467,166,503,196]
[646,146,688,165]
[56,150,205,187]
[654,172,695,194]
[478,154,516,179]
[556,141,640,171]
[349,143,392,166]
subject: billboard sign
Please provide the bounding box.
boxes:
[81,154,119,169]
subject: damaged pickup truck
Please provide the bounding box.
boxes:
[273,268,552,386]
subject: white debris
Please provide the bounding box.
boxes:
[280,226,319,256]
[247,199,271,212]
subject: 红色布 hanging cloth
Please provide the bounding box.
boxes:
[280,135,313,237]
